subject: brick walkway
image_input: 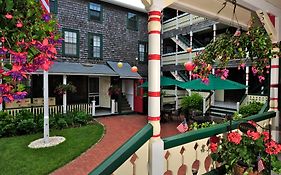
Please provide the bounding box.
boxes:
[51,114,180,175]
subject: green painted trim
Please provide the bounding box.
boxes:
[163,111,276,150]
[62,28,80,57]
[89,123,153,175]
[88,33,103,59]
[88,1,103,23]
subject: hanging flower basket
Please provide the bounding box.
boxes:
[191,20,280,83]
[54,83,77,95]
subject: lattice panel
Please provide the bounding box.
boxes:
[247,95,268,104]
[113,141,149,175]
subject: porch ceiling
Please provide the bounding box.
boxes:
[169,0,253,29]
[35,62,118,76]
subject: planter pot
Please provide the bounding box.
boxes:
[233,164,262,175]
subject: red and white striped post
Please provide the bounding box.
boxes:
[147,5,164,175]
[269,47,280,142]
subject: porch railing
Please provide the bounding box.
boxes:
[89,123,153,175]
[4,103,92,116]
[240,94,268,107]
[89,111,275,175]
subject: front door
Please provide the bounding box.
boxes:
[134,79,143,113]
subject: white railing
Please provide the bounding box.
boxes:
[4,103,92,116]
[240,94,268,107]
[162,47,204,66]
[163,13,206,32]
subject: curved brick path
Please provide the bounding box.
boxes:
[51,114,179,175]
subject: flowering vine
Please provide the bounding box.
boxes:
[191,21,279,83]
[0,0,62,103]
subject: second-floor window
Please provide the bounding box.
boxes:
[89,2,102,21]
[50,0,58,14]
[88,33,102,59]
[63,29,79,57]
[127,12,138,30]
[138,42,147,62]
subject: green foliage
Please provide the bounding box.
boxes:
[239,102,264,117]
[54,83,77,95]
[181,93,203,115]
[232,112,243,120]
[189,121,214,130]
[0,110,92,138]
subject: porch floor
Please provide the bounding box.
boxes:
[214,100,237,109]
[51,114,180,175]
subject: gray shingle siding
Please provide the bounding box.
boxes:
[56,0,148,76]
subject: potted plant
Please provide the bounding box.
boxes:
[209,121,281,174]
[108,85,121,100]
[54,83,77,95]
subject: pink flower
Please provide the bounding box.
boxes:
[240,63,245,69]
[5,13,13,19]
[262,131,270,141]
[234,29,241,36]
[227,132,242,145]
[258,76,265,82]
[265,140,281,155]
[202,77,209,84]
[252,67,258,75]
[1,37,5,43]
[16,21,23,28]
[248,120,257,127]
[266,65,270,69]
[247,130,260,140]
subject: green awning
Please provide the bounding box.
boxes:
[141,76,183,87]
[178,75,247,90]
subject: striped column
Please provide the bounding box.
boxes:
[245,66,249,94]
[148,10,162,139]
[269,47,280,142]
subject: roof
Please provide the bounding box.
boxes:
[36,62,118,76]
[107,61,142,79]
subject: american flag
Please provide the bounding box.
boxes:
[177,118,188,133]
[40,0,50,13]
[258,157,265,172]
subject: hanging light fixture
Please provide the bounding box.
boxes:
[131,66,138,73]
[117,61,123,68]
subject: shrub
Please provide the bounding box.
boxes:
[181,93,203,116]
[73,111,91,125]
[57,118,68,129]
[16,119,36,135]
[239,102,264,117]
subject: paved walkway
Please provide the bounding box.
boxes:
[52,114,180,175]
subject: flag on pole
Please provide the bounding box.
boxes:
[257,157,265,172]
[177,118,188,133]
[40,0,50,13]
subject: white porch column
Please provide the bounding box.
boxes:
[43,70,49,143]
[269,47,279,142]
[92,100,96,116]
[213,24,216,41]
[245,66,249,94]
[147,2,164,175]
[63,75,67,114]
[111,99,115,114]
[175,10,179,110]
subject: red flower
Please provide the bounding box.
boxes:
[210,136,220,143]
[1,37,5,43]
[265,140,281,155]
[210,143,218,153]
[262,131,270,141]
[16,21,23,28]
[247,130,260,140]
[227,132,242,145]
[5,13,13,19]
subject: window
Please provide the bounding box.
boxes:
[62,29,79,57]
[127,12,138,30]
[138,42,147,62]
[88,33,102,59]
[50,0,58,14]
[89,2,102,21]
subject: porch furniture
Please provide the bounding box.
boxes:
[161,104,175,122]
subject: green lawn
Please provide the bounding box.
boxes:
[0,123,104,175]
